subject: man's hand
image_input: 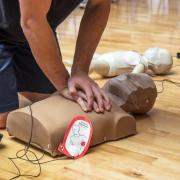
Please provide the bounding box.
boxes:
[60,87,108,113]
[68,70,111,113]
[60,88,88,112]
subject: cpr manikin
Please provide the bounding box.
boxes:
[7,73,157,156]
[64,47,173,77]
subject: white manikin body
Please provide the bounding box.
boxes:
[64,48,173,77]
[90,51,143,77]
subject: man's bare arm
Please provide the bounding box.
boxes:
[19,0,69,91]
[72,0,111,74]
[69,0,111,112]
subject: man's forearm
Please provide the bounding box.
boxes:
[72,0,111,74]
[21,17,69,91]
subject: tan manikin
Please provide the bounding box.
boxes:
[7,73,157,156]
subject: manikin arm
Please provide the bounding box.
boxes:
[132,64,145,73]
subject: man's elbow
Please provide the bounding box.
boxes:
[20,16,45,36]
[20,17,32,33]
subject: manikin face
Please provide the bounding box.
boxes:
[103,73,157,114]
[143,47,173,74]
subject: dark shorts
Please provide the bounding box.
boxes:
[0,42,56,113]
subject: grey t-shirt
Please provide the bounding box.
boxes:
[0,0,82,43]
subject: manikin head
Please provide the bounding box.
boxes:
[143,47,173,75]
[103,73,157,114]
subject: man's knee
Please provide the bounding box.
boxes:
[0,112,9,129]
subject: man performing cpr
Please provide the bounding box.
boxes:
[0,0,111,128]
